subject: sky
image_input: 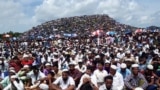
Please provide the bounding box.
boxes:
[0,0,160,34]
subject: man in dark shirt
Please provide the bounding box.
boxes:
[68,62,82,86]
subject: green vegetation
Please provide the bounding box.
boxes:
[0,31,22,39]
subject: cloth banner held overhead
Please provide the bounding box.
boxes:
[92,30,104,36]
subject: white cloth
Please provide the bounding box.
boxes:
[75,54,83,61]
[53,76,75,90]
[27,70,46,84]
[93,69,108,83]
[75,65,87,73]
[99,84,114,90]
[77,73,97,90]
[111,72,124,90]
[4,80,24,90]
[117,52,125,59]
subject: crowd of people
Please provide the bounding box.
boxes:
[0,15,160,90]
[21,15,135,41]
[0,28,159,90]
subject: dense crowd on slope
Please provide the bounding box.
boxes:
[21,15,136,41]
[0,29,159,90]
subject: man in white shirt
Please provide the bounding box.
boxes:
[93,62,108,86]
[77,66,98,90]
[27,66,46,84]
[109,65,124,90]
[50,69,75,90]
[116,48,125,59]
[75,60,87,73]
[99,75,114,90]
[4,75,24,90]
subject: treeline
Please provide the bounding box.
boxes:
[0,31,22,39]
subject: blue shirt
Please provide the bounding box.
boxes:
[117,68,131,79]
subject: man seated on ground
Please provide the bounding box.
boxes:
[99,75,114,90]
[49,69,75,90]
[109,65,124,90]
[0,69,16,90]
[117,63,131,80]
[124,64,148,90]
[77,66,98,90]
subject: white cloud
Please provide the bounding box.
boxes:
[33,0,144,26]
[0,0,160,33]
[0,0,39,33]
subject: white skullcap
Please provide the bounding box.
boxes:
[53,52,58,55]
[39,83,49,90]
[105,60,110,63]
[45,63,51,66]
[154,49,159,54]
[131,64,139,68]
[20,76,27,80]
[111,65,117,70]
[11,75,18,79]
[95,55,100,58]
[62,69,69,72]
[23,54,29,58]
[9,70,16,73]
[88,51,92,54]
[115,58,119,61]
[0,57,4,59]
[120,63,127,68]
[69,61,76,65]
[78,60,83,62]
[135,87,144,90]
[23,65,29,68]
[119,48,123,51]
[126,50,131,54]
[147,64,153,70]
[9,67,15,70]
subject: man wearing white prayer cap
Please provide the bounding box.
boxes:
[39,83,49,90]
[135,87,144,90]
[144,64,158,90]
[109,65,124,90]
[3,75,24,90]
[75,59,87,73]
[147,64,153,70]
[117,63,131,79]
[50,68,75,90]
[104,60,111,73]
[124,64,148,90]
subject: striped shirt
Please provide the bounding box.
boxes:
[124,73,148,90]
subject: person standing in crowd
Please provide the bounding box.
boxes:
[109,65,124,90]
[124,64,148,90]
[49,69,75,90]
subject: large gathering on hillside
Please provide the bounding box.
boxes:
[0,15,160,90]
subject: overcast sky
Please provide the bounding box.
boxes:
[0,0,160,33]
